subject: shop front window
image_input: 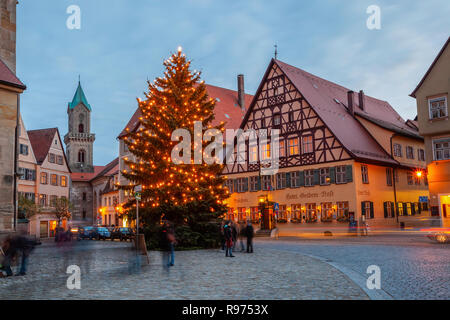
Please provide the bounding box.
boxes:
[321,202,333,222]
[306,203,317,223]
[237,207,246,222]
[337,202,349,222]
[291,204,302,222]
[277,205,287,222]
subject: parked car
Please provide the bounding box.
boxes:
[111,227,134,241]
[426,229,450,243]
[96,227,111,240]
[77,226,98,240]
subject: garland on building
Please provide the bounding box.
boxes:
[120,48,229,243]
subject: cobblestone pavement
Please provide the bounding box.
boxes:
[256,235,450,300]
[0,240,368,300]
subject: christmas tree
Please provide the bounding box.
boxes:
[120,48,229,246]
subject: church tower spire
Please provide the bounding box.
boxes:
[64,79,95,173]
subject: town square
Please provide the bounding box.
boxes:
[0,0,449,308]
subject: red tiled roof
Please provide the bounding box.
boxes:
[27,128,59,164]
[0,58,26,89]
[117,83,253,138]
[71,157,120,182]
[71,166,105,182]
[246,59,399,164]
[410,36,450,98]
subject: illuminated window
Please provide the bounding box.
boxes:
[40,172,48,184]
[60,176,67,187]
[50,174,58,186]
[279,139,285,157]
[261,143,271,160]
[319,168,330,185]
[288,138,299,156]
[249,144,258,163]
[302,135,313,154]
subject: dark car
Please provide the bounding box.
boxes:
[97,227,111,240]
[111,227,134,241]
[77,226,98,240]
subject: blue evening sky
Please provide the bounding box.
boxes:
[17,0,450,166]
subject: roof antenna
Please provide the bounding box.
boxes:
[274,44,278,60]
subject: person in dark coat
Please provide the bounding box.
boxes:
[238,221,246,252]
[230,221,238,250]
[220,221,225,250]
[1,232,37,276]
[223,221,234,257]
[244,221,254,253]
[160,221,176,267]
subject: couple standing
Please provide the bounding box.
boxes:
[223,220,254,257]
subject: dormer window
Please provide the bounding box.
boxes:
[429,96,448,119]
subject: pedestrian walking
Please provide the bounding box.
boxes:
[245,221,254,253]
[238,221,246,252]
[223,221,234,257]
[231,221,237,250]
[1,231,37,276]
[160,221,176,267]
[220,221,225,250]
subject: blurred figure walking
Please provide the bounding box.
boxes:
[223,221,234,257]
[238,221,246,252]
[1,231,37,276]
[160,221,176,267]
[220,221,225,250]
[244,221,254,253]
[230,221,237,250]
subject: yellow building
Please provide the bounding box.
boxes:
[222,59,430,233]
[411,37,450,227]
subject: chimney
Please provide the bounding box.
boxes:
[237,74,245,109]
[358,90,365,111]
[347,90,354,116]
[0,0,17,74]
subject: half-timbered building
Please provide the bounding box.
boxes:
[223,59,430,231]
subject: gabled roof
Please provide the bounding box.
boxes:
[27,128,58,164]
[27,128,70,171]
[71,157,119,182]
[69,81,91,111]
[117,83,253,139]
[243,59,400,165]
[0,58,26,90]
[410,36,450,98]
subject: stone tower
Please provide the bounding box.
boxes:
[64,81,95,173]
[0,0,17,74]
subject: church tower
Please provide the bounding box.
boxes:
[64,80,95,173]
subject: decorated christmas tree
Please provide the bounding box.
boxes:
[120,48,229,247]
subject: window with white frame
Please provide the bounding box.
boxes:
[319,168,330,185]
[236,178,247,193]
[433,138,450,160]
[262,175,272,191]
[249,144,258,163]
[393,143,402,157]
[385,202,394,218]
[418,149,425,161]
[337,201,349,220]
[361,165,369,184]
[336,166,346,184]
[302,135,313,154]
[249,176,258,191]
[406,146,414,159]
[288,138,299,156]
[428,96,448,119]
[261,143,271,160]
[225,179,234,193]
[276,173,286,189]
[290,171,300,187]
[304,169,314,187]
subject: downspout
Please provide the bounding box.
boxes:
[13,94,20,231]
[390,133,399,224]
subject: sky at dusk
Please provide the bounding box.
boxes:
[16,0,450,166]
